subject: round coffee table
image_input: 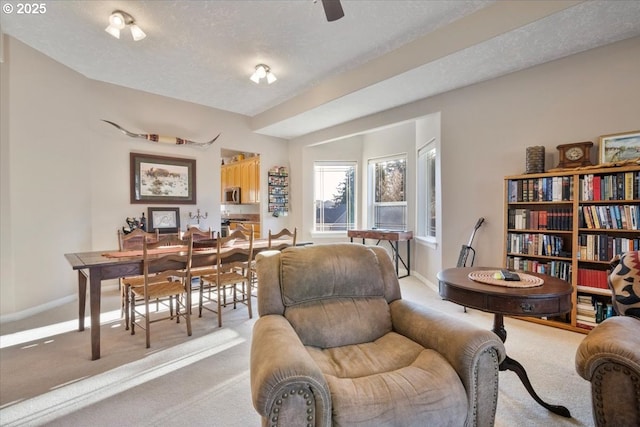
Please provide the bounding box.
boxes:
[437,267,573,418]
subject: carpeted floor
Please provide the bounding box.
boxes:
[0,276,594,426]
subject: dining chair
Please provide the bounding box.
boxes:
[267,227,297,250]
[247,227,298,294]
[182,226,213,242]
[129,234,193,348]
[117,228,160,328]
[182,227,216,313]
[199,229,254,327]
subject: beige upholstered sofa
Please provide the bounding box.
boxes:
[575,251,640,427]
[250,243,506,427]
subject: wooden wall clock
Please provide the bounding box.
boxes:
[555,141,593,168]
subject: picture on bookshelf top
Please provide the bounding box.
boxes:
[599,130,640,164]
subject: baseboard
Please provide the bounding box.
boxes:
[0,294,77,323]
[0,283,118,323]
[410,271,438,293]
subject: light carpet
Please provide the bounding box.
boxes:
[0,276,594,426]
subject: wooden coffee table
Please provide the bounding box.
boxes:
[437,267,573,418]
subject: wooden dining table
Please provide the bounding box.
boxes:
[64,239,301,360]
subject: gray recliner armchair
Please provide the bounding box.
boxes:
[250,243,506,426]
[575,251,640,427]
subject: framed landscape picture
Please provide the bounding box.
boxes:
[130,153,196,204]
[148,207,180,234]
[599,130,640,164]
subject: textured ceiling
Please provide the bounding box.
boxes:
[2,1,640,139]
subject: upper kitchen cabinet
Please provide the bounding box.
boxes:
[241,156,260,204]
[221,155,260,204]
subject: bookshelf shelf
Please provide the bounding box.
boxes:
[504,164,640,333]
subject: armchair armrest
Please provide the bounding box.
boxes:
[576,316,640,378]
[390,300,506,373]
[390,300,506,427]
[575,316,640,426]
[251,314,331,427]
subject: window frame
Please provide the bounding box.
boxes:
[416,138,437,244]
[312,161,358,234]
[367,154,407,230]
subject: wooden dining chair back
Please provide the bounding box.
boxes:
[118,228,160,251]
[268,227,297,250]
[129,235,194,348]
[182,227,213,242]
[199,228,254,327]
[118,228,160,328]
[181,227,215,311]
[231,223,253,238]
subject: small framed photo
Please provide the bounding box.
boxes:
[599,130,640,164]
[148,207,180,234]
[131,153,196,204]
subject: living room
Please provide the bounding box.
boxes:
[1,1,639,426]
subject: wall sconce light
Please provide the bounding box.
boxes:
[250,64,277,84]
[105,10,146,41]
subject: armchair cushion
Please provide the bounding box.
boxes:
[608,251,640,318]
[307,332,468,426]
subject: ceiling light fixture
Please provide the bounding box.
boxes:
[250,64,277,85]
[105,10,146,41]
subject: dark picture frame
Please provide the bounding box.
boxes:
[130,152,196,204]
[599,130,640,164]
[148,207,180,234]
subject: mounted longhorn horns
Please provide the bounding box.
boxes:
[102,120,220,148]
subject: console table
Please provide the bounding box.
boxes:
[437,267,573,418]
[348,229,412,278]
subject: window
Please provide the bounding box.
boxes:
[368,155,406,230]
[417,140,436,239]
[314,162,357,232]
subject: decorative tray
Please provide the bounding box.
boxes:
[468,270,544,288]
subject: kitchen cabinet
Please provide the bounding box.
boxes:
[221,156,260,204]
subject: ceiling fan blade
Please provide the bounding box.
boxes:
[322,0,344,22]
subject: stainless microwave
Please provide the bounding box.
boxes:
[223,187,241,204]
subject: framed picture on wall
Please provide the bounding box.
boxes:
[599,130,640,164]
[130,153,196,204]
[148,207,180,234]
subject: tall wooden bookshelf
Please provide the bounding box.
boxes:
[504,164,640,333]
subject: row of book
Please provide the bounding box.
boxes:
[507,233,566,257]
[578,204,640,230]
[576,294,616,329]
[507,176,573,202]
[576,267,609,289]
[580,172,640,201]
[505,257,571,281]
[508,208,573,230]
[577,234,640,261]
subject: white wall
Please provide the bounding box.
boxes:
[290,36,640,285]
[0,37,289,318]
[3,35,640,317]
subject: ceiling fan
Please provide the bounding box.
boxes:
[319,0,344,22]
